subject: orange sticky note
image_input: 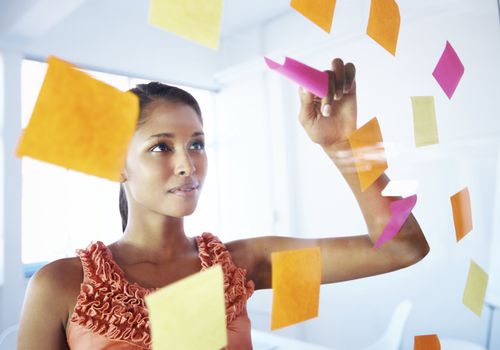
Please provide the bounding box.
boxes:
[414,334,441,350]
[366,0,400,55]
[463,260,489,317]
[16,56,139,181]
[348,117,388,191]
[451,187,473,241]
[290,0,337,33]
[271,247,321,330]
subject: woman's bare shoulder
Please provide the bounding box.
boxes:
[26,257,83,318]
[18,257,83,349]
[34,257,83,291]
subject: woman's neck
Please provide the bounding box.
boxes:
[115,212,194,265]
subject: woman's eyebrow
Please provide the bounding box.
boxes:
[148,131,204,139]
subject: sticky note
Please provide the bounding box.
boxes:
[382,180,418,198]
[463,260,489,317]
[145,264,227,350]
[374,195,417,248]
[271,247,321,330]
[411,96,439,147]
[433,41,464,99]
[414,334,441,350]
[348,117,388,191]
[149,0,223,49]
[290,0,337,33]
[264,56,329,98]
[16,56,138,182]
[366,0,400,55]
[451,187,473,241]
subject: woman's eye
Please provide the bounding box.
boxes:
[151,143,170,152]
[190,141,205,151]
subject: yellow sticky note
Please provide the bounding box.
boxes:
[271,247,321,330]
[16,56,138,182]
[149,0,223,49]
[414,334,441,350]
[366,0,400,55]
[451,187,473,242]
[290,0,337,33]
[348,117,388,191]
[145,264,227,350]
[463,260,489,317]
[411,96,439,147]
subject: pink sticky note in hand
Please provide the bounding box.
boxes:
[374,195,417,248]
[432,41,464,99]
[264,57,329,98]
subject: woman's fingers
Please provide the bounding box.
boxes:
[320,70,335,117]
[321,58,348,117]
[344,62,356,94]
[301,58,356,119]
[332,58,345,100]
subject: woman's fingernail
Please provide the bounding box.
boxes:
[322,104,331,117]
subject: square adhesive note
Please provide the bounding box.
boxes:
[463,260,489,317]
[451,187,473,242]
[433,41,464,99]
[411,96,439,147]
[16,56,139,181]
[149,0,223,49]
[290,0,337,33]
[264,56,329,98]
[414,334,441,350]
[348,117,388,191]
[366,0,400,55]
[145,264,227,350]
[271,247,321,330]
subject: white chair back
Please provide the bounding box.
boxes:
[361,300,413,350]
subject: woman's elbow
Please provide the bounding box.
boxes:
[400,228,430,268]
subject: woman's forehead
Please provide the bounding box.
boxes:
[138,101,203,135]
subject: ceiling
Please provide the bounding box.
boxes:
[0,0,484,89]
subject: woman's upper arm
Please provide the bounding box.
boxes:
[227,228,428,290]
[17,259,80,350]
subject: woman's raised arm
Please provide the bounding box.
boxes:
[227,58,429,290]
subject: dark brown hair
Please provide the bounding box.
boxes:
[119,82,203,231]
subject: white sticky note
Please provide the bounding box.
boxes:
[382,180,419,198]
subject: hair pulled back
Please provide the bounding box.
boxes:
[119,82,202,232]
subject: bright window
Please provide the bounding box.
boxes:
[21,60,219,265]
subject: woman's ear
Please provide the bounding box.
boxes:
[120,172,127,183]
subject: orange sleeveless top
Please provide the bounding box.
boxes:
[66,233,255,349]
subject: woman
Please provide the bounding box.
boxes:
[17,58,429,349]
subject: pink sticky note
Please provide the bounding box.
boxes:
[432,41,464,99]
[374,195,417,248]
[264,57,329,97]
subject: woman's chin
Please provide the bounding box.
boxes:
[165,205,198,218]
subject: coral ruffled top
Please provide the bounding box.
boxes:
[66,233,255,349]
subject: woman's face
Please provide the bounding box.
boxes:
[123,100,207,218]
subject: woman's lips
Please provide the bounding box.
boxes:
[168,183,199,196]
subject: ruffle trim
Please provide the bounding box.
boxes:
[196,232,255,325]
[70,241,153,348]
[70,234,254,348]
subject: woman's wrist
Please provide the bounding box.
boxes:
[322,139,352,159]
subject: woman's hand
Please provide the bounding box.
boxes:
[298,58,357,149]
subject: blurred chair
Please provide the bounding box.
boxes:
[0,324,18,350]
[361,300,413,350]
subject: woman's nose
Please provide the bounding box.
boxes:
[174,152,196,176]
